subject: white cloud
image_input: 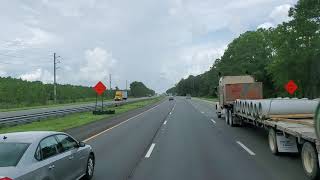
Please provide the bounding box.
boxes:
[269,4,293,24]
[0,0,299,92]
[257,22,275,29]
[0,65,7,77]
[161,43,226,85]
[257,3,293,30]
[11,27,60,48]
[20,68,53,83]
[79,47,117,85]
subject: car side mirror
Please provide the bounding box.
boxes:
[78,142,86,147]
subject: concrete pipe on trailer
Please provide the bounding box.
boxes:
[245,101,250,116]
[258,99,319,119]
[253,102,259,118]
[239,100,244,114]
[236,100,241,113]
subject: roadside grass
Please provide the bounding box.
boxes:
[197,97,218,102]
[0,97,162,134]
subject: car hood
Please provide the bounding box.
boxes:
[0,167,19,178]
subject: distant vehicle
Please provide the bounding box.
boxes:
[216,75,262,118]
[114,90,128,101]
[186,94,191,99]
[169,96,174,101]
[0,131,95,180]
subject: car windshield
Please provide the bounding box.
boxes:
[0,143,30,167]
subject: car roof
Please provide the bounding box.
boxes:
[0,131,63,144]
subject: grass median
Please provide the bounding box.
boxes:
[0,97,163,134]
[196,97,217,102]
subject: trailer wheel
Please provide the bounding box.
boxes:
[228,110,234,127]
[268,128,279,155]
[302,142,320,180]
[225,110,229,125]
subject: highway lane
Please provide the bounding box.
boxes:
[84,97,309,180]
[84,99,174,180]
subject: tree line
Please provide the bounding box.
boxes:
[167,0,320,99]
[0,77,155,109]
[130,81,155,97]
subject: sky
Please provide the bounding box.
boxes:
[0,0,297,93]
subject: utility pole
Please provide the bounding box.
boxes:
[109,74,112,90]
[53,53,60,104]
[126,80,128,90]
[53,53,57,103]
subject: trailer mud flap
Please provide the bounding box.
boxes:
[276,133,299,153]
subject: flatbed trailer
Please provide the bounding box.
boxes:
[228,110,320,180]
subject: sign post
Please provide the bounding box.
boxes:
[93,81,115,115]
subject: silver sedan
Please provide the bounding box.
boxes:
[0,131,95,180]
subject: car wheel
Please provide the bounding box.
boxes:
[302,142,320,180]
[268,128,279,155]
[225,110,229,125]
[83,154,95,180]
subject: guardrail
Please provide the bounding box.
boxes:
[0,98,151,127]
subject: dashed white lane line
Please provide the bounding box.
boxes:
[211,119,216,124]
[201,112,205,114]
[145,143,156,158]
[163,120,167,125]
[236,141,256,156]
[83,102,163,142]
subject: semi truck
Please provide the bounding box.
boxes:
[216,75,320,180]
[114,90,128,101]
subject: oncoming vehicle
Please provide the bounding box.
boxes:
[0,131,95,180]
[186,94,191,99]
[169,96,174,101]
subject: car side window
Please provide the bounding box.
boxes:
[39,136,59,160]
[55,134,78,153]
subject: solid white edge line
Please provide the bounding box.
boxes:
[83,102,163,143]
[236,141,256,156]
[211,119,216,124]
[145,143,156,158]
[164,120,167,125]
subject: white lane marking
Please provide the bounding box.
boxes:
[145,143,156,158]
[201,112,204,114]
[236,141,256,156]
[171,102,176,113]
[211,119,216,124]
[164,120,167,125]
[83,102,163,142]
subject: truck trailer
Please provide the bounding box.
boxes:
[114,90,128,101]
[216,75,320,180]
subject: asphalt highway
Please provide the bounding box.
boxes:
[81,97,309,180]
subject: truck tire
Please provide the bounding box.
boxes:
[268,128,279,155]
[228,110,234,127]
[302,142,320,180]
[217,114,221,118]
[225,110,229,125]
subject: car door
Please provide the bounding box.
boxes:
[39,136,69,180]
[55,134,84,179]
